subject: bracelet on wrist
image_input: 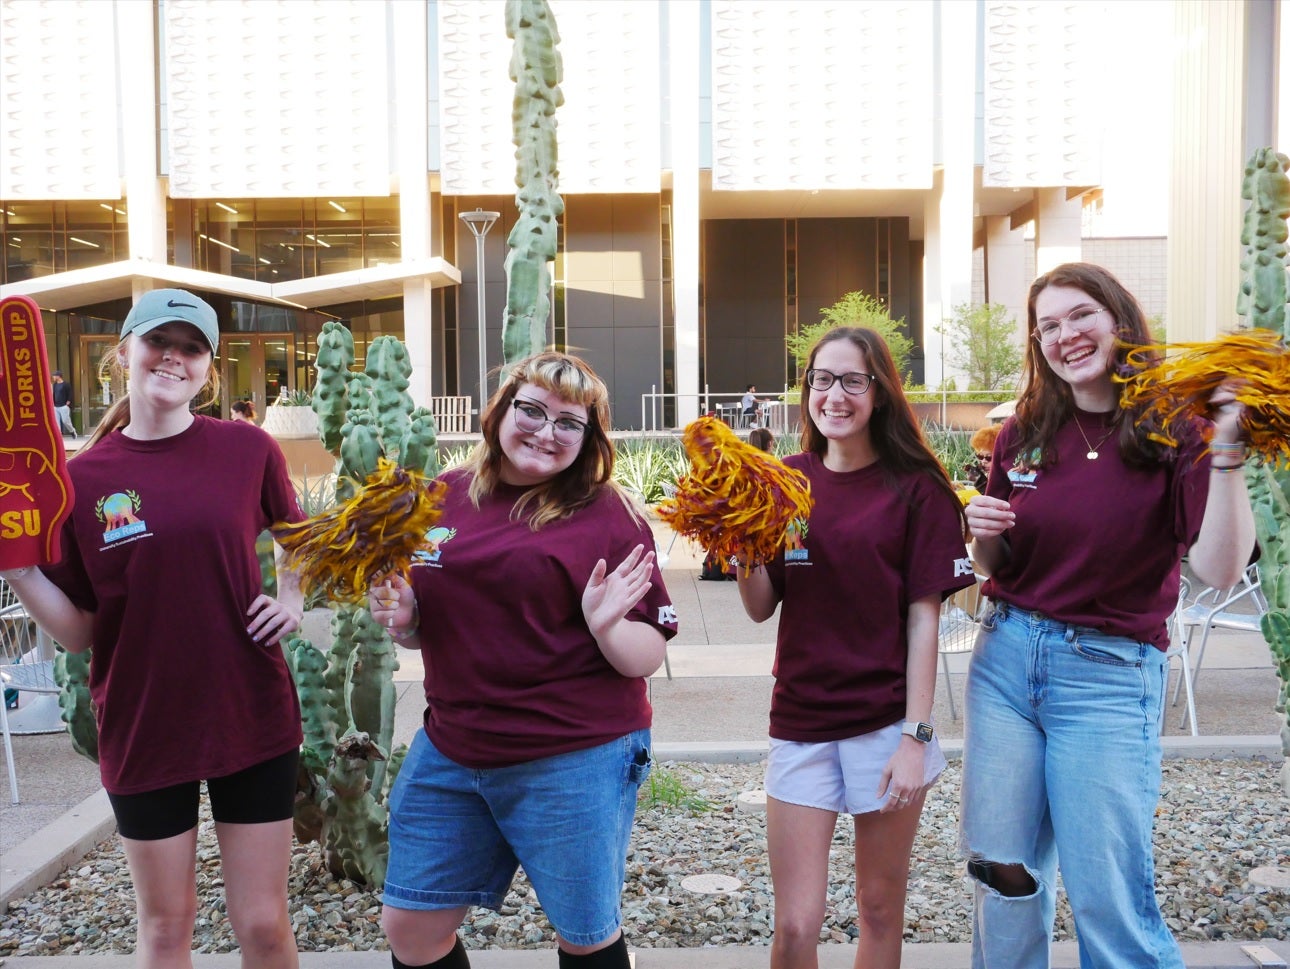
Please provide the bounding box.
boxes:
[388,600,420,639]
[1212,463,1246,473]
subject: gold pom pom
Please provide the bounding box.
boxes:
[1118,330,1290,466]
[658,417,812,570]
[272,458,447,602]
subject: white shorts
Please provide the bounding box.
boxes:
[765,722,947,816]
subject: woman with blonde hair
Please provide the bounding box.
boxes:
[0,288,305,968]
[370,350,677,969]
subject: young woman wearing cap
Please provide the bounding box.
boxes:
[368,351,677,969]
[0,288,305,968]
[961,263,1255,967]
[736,326,974,969]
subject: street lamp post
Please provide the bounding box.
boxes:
[459,208,501,428]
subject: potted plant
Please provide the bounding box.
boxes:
[261,388,320,440]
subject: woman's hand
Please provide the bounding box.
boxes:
[964,494,1014,541]
[246,594,303,647]
[1207,379,1247,445]
[582,544,655,641]
[877,740,931,814]
[369,573,416,634]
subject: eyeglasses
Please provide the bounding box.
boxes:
[804,369,876,395]
[1033,306,1107,346]
[511,399,588,447]
[975,453,992,463]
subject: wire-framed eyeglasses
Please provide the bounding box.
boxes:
[511,399,588,447]
[804,369,876,395]
[1033,306,1106,346]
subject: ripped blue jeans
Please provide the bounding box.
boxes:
[960,602,1182,969]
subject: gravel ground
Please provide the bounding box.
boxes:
[1,758,1287,956]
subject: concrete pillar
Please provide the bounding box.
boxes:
[923,0,976,390]
[394,0,433,405]
[118,0,165,267]
[983,215,1029,338]
[668,0,701,425]
[1033,188,1082,277]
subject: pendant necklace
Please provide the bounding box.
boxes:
[1073,415,1116,460]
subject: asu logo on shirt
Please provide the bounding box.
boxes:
[94,489,150,548]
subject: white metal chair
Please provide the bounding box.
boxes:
[1169,563,1267,733]
[1163,577,1198,736]
[1,577,62,804]
[938,576,987,720]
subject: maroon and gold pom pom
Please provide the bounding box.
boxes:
[271,458,447,602]
[1118,330,1290,466]
[658,417,812,570]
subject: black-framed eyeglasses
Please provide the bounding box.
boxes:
[1033,306,1106,346]
[975,453,993,463]
[511,398,588,447]
[805,369,876,395]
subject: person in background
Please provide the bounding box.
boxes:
[741,383,761,427]
[962,263,1255,968]
[231,399,257,423]
[51,370,75,436]
[369,350,677,969]
[966,423,1001,492]
[0,289,305,969]
[748,426,775,453]
[737,326,974,969]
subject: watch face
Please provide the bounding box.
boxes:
[915,722,934,743]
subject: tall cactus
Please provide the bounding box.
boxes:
[1238,148,1290,794]
[289,321,443,886]
[502,0,564,363]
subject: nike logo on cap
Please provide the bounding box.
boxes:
[167,299,198,309]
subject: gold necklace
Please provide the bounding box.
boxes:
[1073,415,1116,460]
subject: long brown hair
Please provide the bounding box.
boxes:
[79,335,220,454]
[799,326,964,529]
[464,351,637,529]
[1013,262,1163,470]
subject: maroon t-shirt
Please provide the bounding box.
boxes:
[43,416,304,794]
[765,452,975,742]
[982,409,1210,649]
[410,469,678,769]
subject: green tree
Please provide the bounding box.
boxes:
[786,292,913,379]
[937,302,1024,392]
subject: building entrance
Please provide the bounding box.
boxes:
[220,335,297,422]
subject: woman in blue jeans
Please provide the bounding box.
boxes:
[368,352,677,969]
[962,263,1255,969]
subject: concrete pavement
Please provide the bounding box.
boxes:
[1,531,1287,966]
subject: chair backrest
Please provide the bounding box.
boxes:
[939,576,986,654]
[1191,563,1266,616]
[1,579,41,667]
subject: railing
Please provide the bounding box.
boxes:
[640,388,1011,433]
[638,387,799,435]
[427,396,472,434]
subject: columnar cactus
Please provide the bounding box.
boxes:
[288,320,443,886]
[1238,148,1290,793]
[502,0,564,363]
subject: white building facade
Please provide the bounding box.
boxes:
[1,0,1282,430]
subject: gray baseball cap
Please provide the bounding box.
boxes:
[121,289,219,353]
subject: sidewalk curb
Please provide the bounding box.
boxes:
[0,788,115,912]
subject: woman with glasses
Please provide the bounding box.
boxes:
[737,327,974,969]
[962,263,1255,968]
[967,423,1002,492]
[367,351,677,969]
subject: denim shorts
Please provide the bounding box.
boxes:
[383,728,652,947]
[765,722,946,815]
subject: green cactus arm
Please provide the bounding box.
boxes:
[400,414,442,477]
[1237,148,1290,333]
[502,0,564,364]
[364,336,415,462]
[312,322,356,453]
[337,411,382,498]
[54,648,98,762]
